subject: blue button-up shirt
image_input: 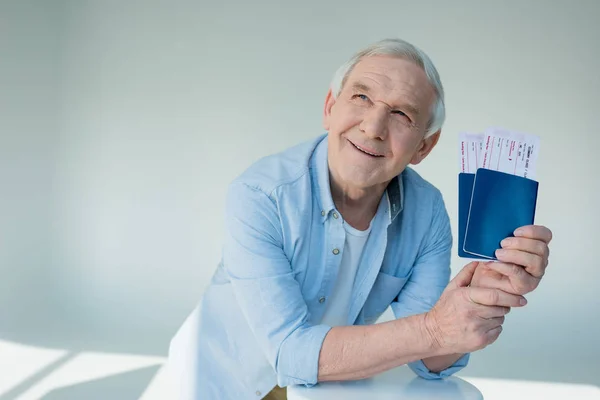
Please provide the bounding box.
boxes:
[168,134,469,399]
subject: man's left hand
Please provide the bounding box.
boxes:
[470,225,553,296]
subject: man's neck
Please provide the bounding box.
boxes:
[329,174,388,231]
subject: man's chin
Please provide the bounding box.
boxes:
[336,171,388,191]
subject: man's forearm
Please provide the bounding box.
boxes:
[317,313,445,382]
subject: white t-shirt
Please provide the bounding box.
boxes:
[320,220,372,327]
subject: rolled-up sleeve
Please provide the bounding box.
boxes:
[408,354,470,379]
[391,192,470,379]
[223,181,331,387]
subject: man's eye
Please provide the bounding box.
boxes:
[354,94,369,101]
[391,110,411,122]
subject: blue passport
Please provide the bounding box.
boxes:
[458,168,539,260]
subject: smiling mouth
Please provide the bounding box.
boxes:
[349,140,384,157]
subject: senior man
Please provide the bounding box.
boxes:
[168,38,552,399]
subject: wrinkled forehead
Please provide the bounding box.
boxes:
[343,55,436,113]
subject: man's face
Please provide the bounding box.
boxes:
[323,55,439,190]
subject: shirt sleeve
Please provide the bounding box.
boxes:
[390,191,470,379]
[223,181,331,388]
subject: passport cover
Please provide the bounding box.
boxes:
[463,168,539,259]
[459,168,539,260]
[458,173,487,259]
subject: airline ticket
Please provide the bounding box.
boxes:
[458,132,484,173]
[460,128,540,180]
[481,127,540,180]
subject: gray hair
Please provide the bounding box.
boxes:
[330,38,445,138]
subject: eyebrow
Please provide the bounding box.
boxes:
[350,81,421,119]
[350,82,372,94]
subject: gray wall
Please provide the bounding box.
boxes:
[2,0,599,385]
[0,1,64,336]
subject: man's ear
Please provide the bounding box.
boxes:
[410,130,441,165]
[323,88,336,131]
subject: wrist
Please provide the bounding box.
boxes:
[422,312,446,356]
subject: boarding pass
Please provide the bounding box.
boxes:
[459,127,540,179]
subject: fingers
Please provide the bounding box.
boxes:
[501,237,549,260]
[486,262,540,294]
[478,305,511,319]
[449,261,479,289]
[484,316,505,328]
[482,316,506,346]
[467,286,527,307]
[497,238,548,278]
[496,249,545,278]
[514,225,553,244]
[485,325,503,343]
[469,262,516,293]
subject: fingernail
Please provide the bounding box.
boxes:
[495,249,505,257]
[515,228,524,236]
[501,238,512,247]
[520,298,528,306]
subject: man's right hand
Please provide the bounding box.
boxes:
[424,262,527,355]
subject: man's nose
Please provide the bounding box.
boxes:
[359,105,388,140]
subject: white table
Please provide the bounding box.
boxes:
[288,365,482,400]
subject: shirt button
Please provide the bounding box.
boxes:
[332,248,340,255]
[333,212,339,219]
[321,210,325,216]
[256,390,261,396]
[319,296,326,303]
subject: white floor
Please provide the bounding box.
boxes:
[0,339,166,400]
[2,338,599,400]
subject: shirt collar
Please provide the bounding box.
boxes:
[386,172,404,222]
[311,134,404,224]
[311,135,336,223]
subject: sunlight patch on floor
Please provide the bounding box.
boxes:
[2,338,599,399]
[461,376,600,400]
[0,339,166,400]
[139,365,171,400]
[0,340,68,396]
[14,351,165,400]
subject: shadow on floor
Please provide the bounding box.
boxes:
[0,352,78,400]
[39,365,162,400]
